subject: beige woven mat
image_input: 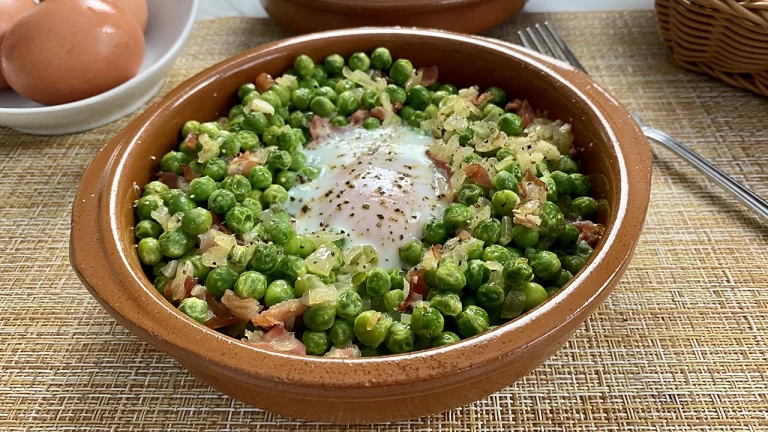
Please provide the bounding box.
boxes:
[2,11,768,431]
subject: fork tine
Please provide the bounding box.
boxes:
[534,23,563,62]
[517,30,532,50]
[525,27,549,56]
[544,21,587,73]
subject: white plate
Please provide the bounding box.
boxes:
[0,0,199,135]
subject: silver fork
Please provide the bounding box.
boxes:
[518,22,768,222]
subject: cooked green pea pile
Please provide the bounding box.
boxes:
[136,48,604,358]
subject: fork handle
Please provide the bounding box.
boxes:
[643,126,768,221]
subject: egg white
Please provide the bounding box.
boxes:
[287,127,449,266]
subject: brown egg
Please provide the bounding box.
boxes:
[0,0,145,106]
[0,0,35,89]
[106,0,148,30]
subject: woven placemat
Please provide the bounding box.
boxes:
[2,11,768,431]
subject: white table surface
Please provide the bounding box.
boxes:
[198,0,654,20]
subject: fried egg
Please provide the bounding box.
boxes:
[287,127,449,266]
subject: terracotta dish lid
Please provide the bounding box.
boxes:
[260,0,526,34]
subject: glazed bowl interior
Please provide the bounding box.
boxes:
[72,27,650,423]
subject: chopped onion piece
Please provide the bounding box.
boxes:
[400,313,412,325]
[421,245,441,272]
[342,67,381,91]
[197,134,220,163]
[201,231,237,267]
[275,74,297,88]
[366,311,382,331]
[341,244,378,274]
[150,203,171,230]
[305,229,344,248]
[246,98,275,115]
[534,140,561,160]
[325,344,362,358]
[244,329,265,343]
[301,284,338,306]
[499,216,514,246]
[404,68,423,91]
[168,260,195,301]
[304,244,338,277]
[190,284,207,300]
[468,203,492,230]
[167,212,184,232]
[160,260,178,278]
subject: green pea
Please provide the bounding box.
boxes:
[330,115,348,126]
[135,195,162,221]
[335,90,359,116]
[388,268,404,290]
[498,113,523,136]
[424,104,439,119]
[491,190,520,216]
[243,167,271,192]
[198,122,221,139]
[530,251,562,281]
[302,303,335,331]
[463,152,483,165]
[234,271,267,300]
[385,322,415,354]
[310,96,336,118]
[399,239,424,266]
[167,194,197,216]
[143,181,169,197]
[335,78,355,94]
[370,47,393,70]
[178,297,208,324]
[271,83,292,105]
[389,59,413,86]
[399,105,415,123]
[361,268,389,297]
[280,235,314,259]
[137,238,162,266]
[431,292,462,317]
[242,91,259,107]
[240,197,261,216]
[362,117,381,130]
[465,259,490,291]
[275,255,306,283]
[186,176,215,202]
[268,114,285,129]
[561,254,587,275]
[201,158,227,181]
[423,218,449,245]
[573,240,593,257]
[435,262,466,293]
[410,304,444,338]
[153,275,168,295]
[315,86,338,105]
[294,54,315,78]
[237,83,257,102]
[302,330,330,356]
[224,207,254,234]
[260,126,279,147]
[482,244,512,264]
[290,87,313,111]
[260,185,288,209]
[266,222,295,247]
[457,184,485,206]
[160,151,186,175]
[473,218,502,246]
[181,207,213,236]
[330,289,360,320]
[437,83,456,94]
[477,282,505,309]
[519,281,548,311]
[348,52,371,71]
[243,112,268,134]
[205,190,234,216]
[263,279,295,307]
[458,127,474,146]
[160,189,185,205]
[299,165,321,180]
[537,202,566,238]
[354,310,393,347]
[455,305,489,338]
[382,289,405,312]
[431,90,449,106]
[501,290,526,319]
[406,85,430,110]
[323,54,345,76]
[182,120,201,138]
[572,196,598,218]
[493,171,518,192]
[299,77,320,91]
[432,331,460,347]
[180,255,211,280]
[569,173,590,197]
[265,150,290,173]
[311,65,328,83]
[385,84,407,105]
[204,266,239,297]
[135,220,162,239]
[286,111,305,130]
[326,320,352,349]
[512,224,540,248]
[158,229,193,258]
[275,170,297,190]
[556,155,580,174]
[503,258,534,286]
[443,203,472,230]
[552,269,573,288]
[483,103,505,118]
[358,89,378,110]
[249,243,278,273]
[483,86,507,106]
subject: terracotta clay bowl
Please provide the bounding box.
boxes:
[260,0,526,35]
[70,28,652,424]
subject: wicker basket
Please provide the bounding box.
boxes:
[656,0,768,96]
